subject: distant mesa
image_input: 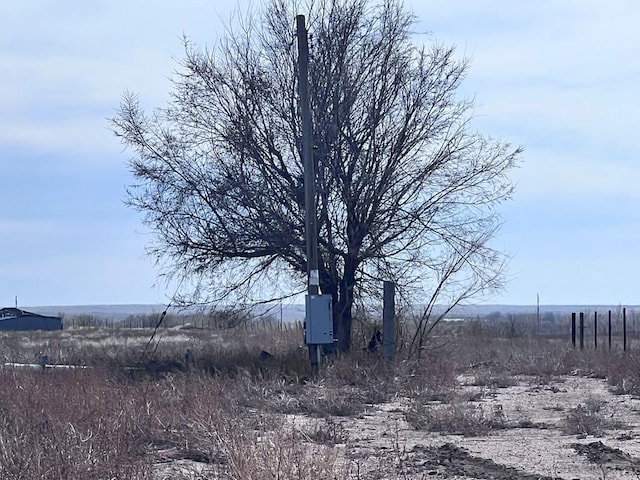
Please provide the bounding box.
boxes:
[0,308,63,331]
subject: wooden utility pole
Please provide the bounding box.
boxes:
[297,14,321,370]
[297,14,318,294]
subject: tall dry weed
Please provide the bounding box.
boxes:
[0,368,153,479]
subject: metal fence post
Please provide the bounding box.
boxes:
[608,310,612,351]
[624,307,627,352]
[594,311,598,350]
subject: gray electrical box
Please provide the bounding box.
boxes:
[304,294,333,344]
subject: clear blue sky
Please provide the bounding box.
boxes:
[1,1,638,307]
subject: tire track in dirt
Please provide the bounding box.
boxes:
[404,442,562,479]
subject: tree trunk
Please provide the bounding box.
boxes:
[334,264,355,352]
[334,299,352,352]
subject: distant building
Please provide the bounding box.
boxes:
[0,308,63,331]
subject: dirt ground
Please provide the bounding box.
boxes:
[340,374,640,479]
[156,374,640,479]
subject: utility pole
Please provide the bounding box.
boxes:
[297,14,318,295]
[297,14,322,371]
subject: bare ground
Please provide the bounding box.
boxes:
[342,374,640,479]
[156,374,640,479]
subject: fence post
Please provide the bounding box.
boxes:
[624,307,627,352]
[579,312,584,350]
[608,310,612,351]
[383,281,395,361]
[571,312,576,347]
[594,311,598,350]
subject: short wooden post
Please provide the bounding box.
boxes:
[579,312,584,350]
[383,281,396,361]
[571,312,576,347]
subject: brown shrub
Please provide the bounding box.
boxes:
[405,400,505,436]
[0,369,153,479]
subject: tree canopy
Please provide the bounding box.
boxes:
[112,0,521,351]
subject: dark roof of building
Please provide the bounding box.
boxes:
[0,308,55,319]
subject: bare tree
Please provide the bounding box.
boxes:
[111,0,521,352]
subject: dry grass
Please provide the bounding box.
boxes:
[405,400,506,436]
[0,368,153,479]
[560,399,626,437]
[1,313,640,478]
[0,319,461,478]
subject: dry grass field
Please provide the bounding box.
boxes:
[1,314,640,479]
